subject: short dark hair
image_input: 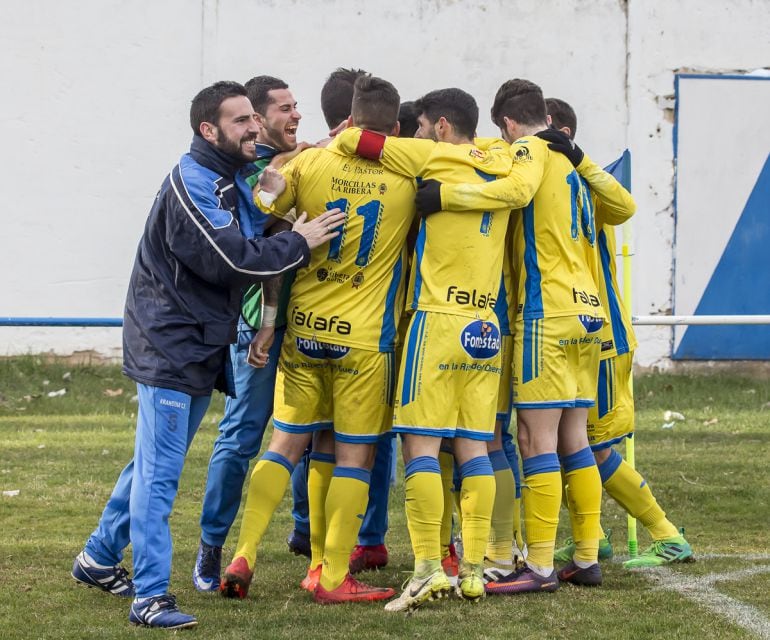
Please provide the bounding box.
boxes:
[190,81,248,137]
[351,75,400,134]
[490,79,547,129]
[413,88,479,140]
[545,97,578,139]
[244,75,289,115]
[398,101,419,138]
[320,68,368,129]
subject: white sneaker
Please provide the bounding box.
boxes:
[384,569,451,612]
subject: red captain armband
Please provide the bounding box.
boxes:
[356,130,386,160]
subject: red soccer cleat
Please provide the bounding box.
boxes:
[300,564,322,592]
[349,544,389,574]
[220,556,253,599]
[314,573,396,604]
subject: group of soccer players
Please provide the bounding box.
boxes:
[216,70,695,609]
[73,67,694,627]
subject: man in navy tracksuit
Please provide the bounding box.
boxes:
[71,81,343,630]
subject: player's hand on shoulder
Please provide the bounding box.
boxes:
[292,208,346,250]
[535,128,584,167]
[415,179,443,216]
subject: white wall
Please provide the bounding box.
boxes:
[1,0,768,365]
[625,1,770,364]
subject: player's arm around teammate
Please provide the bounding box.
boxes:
[221,75,416,605]
[416,79,609,594]
[337,88,515,610]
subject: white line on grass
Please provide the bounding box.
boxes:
[642,562,770,639]
[694,553,770,562]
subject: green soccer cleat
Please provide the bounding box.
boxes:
[384,562,452,613]
[623,530,694,569]
[456,562,485,602]
[554,529,613,564]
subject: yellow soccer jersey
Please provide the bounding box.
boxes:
[575,160,637,359]
[335,128,512,320]
[595,222,637,359]
[263,139,415,352]
[441,136,607,322]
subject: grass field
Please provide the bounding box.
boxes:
[1,357,769,639]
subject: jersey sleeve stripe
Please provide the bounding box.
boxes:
[379,254,403,351]
[411,220,427,310]
[522,201,544,319]
[598,229,630,355]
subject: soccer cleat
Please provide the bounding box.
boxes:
[71,551,135,597]
[485,564,559,595]
[220,556,254,599]
[553,528,613,564]
[384,568,452,612]
[349,544,389,574]
[300,564,322,592]
[192,540,222,592]
[483,558,515,584]
[314,573,396,605]
[441,543,459,585]
[129,594,197,629]
[287,530,311,558]
[557,561,603,586]
[623,531,694,569]
[456,562,485,602]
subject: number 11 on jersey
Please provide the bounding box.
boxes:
[325,197,384,268]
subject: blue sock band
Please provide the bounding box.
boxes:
[560,447,596,473]
[262,451,294,474]
[405,455,441,478]
[309,451,336,464]
[488,449,510,472]
[333,466,371,484]
[598,448,623,484]
[522,452,560,478]
[459,455,494,478]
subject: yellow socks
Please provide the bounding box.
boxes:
[486,449,515,562]
[599,448,679,540]
[319,467,371,591]
[521,453,562,570]
[458,456,495,566]
[561,447,603,564]
[233,452,292,568]
[308,452,335,569]
[404,456,443,566]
